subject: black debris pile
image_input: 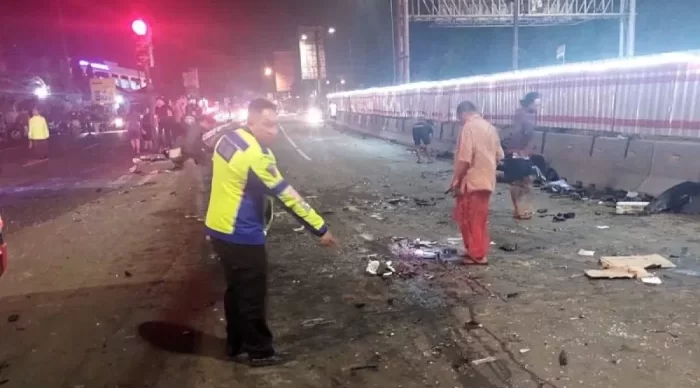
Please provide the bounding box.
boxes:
[646,181,700,214]
[435,151,454,160]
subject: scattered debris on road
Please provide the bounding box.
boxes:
[389,237,459,262]
[7,314,19,323]
[578,249,595,257]
[471,356,498,366]
[301,318,336,328]
[559,350,569,366]
[499,243,518,252]
[616,201,650,215]
[585,254,676,282]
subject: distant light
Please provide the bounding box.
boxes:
[113,117,124,128]
[328,27,336,35]
[33,86,49,99]
[115,95,124,104]
[326,80,330,85]
[264,67,273,77]
[340,79,346,85]
[300,34,308,41]
[131,19,148,36]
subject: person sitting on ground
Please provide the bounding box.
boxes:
[412,118,434,163]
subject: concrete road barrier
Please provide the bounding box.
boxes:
[576,137,628,190]
[542,133,595,184]
[638,140,700,197]
[612,139,654,193]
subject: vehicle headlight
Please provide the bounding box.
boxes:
[113,118,124,128]
[306,108,323,124]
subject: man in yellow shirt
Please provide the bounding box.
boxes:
[28,108,50,159]
[206,98,337,367]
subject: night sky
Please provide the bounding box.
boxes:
[1,0,698,96]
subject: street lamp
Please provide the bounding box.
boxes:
[328,27,336,35]
[34,86,49,99]
[300,34,308,41]
[340,79,346,85]
[264,67,273,77]
[131,19,148,37]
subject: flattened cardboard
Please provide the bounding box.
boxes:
[585,269,635,279]
[600,254,675,270]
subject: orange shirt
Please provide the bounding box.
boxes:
[454,113,505,193]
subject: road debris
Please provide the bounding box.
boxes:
[471,356,498,366]
[616,201,650,215]
[585,254,675,282]
[506,292,520,299]
[293,226,305,232]
[360,233,374,241]
[578,249,595,257]
[641,276,662,285]
[124,271,133,278]
[7,314,19,323]
[301,318,336,328]
[464,320,483,330]
[389,237,458,262]
[558,350,569,366]
[596,225,610,229]
[519,348,531,354]
[499,243,518,252]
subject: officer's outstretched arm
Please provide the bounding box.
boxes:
[251,154,328,236]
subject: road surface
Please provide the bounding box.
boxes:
[0,122,699,388]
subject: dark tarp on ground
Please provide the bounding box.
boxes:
[646,181,700,214]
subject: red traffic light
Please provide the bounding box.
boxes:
[131,19,148,36]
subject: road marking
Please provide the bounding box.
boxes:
[279,124,312,161]
[22,159,49,167]
[83,142,99,150]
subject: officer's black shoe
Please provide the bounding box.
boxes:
[247,352,293,368]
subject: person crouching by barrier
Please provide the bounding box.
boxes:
[412,119,434,163]
[506,92,541,220]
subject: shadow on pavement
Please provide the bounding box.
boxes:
[138,321,228,361]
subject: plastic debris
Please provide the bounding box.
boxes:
[360,233,375,241]
[366,261,380,275]
[519,348,531,354]
[389,237,458,262]
[596,225,611,229]
[641,276,662,285]
[471,356,498,366]
[578,249,595,257]
[616,201,650,215]
[293,226,305,232]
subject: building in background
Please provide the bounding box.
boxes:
[298,26,327,82]
[273,51,295,93]
[78,60,146,91]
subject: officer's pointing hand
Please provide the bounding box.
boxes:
[320,231,338,247]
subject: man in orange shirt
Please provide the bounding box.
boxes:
[450,101,504,265]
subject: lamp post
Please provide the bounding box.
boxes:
[131,18,157,141]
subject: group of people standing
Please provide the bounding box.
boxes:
[449,92,541,265]
[126,96,200,155]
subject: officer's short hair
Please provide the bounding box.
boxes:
[248,98,277,114]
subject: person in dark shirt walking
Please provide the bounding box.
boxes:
[412,119,434,163]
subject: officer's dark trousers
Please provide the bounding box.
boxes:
[211,238,274,358]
